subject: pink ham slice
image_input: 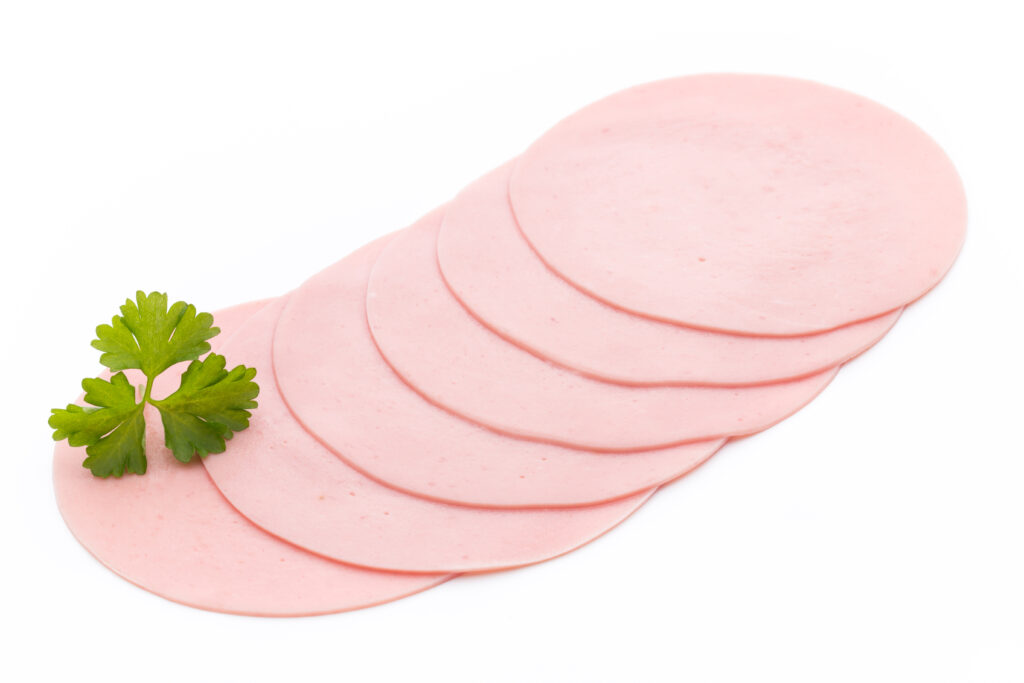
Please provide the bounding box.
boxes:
[439,162,902,387]
[205,293,655,572]
[52,301,449,617]
[366,212,842,452]
[273,229,722,509]
[509,74,967,336]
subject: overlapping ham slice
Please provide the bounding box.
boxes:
[510,74,966,336]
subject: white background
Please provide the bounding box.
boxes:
[2,1,1022,681]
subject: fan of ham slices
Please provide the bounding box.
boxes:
[53,73,966,616]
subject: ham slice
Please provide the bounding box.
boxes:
[509,74,966,335]
[273,229,722,508]
[367,212,843,452]
[205,293,655,573]
[439,162,901,387]
[52,301,449,617]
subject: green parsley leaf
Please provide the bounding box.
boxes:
[50,293,259,477]
[92,291,219,377]
[49,372,148,477]
[82,410,147,478]
[153,353,259,462]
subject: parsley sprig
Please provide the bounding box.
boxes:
[49,292,260,477]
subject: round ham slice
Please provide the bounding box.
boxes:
[273,230,722,508]
[52,302,449,617]
[367,212,842,452]
[207,294,654,573]
[509,74,967,336]
[439,162,902,387]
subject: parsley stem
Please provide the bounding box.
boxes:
[142,374,155,405]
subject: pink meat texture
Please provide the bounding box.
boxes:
[207,282,655,573]
[273,225,725,508]
[510,74,966,335]
[439,162,902,387]
[53,301,449,617]
[53,73,965,616]
[367,213,844,451]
